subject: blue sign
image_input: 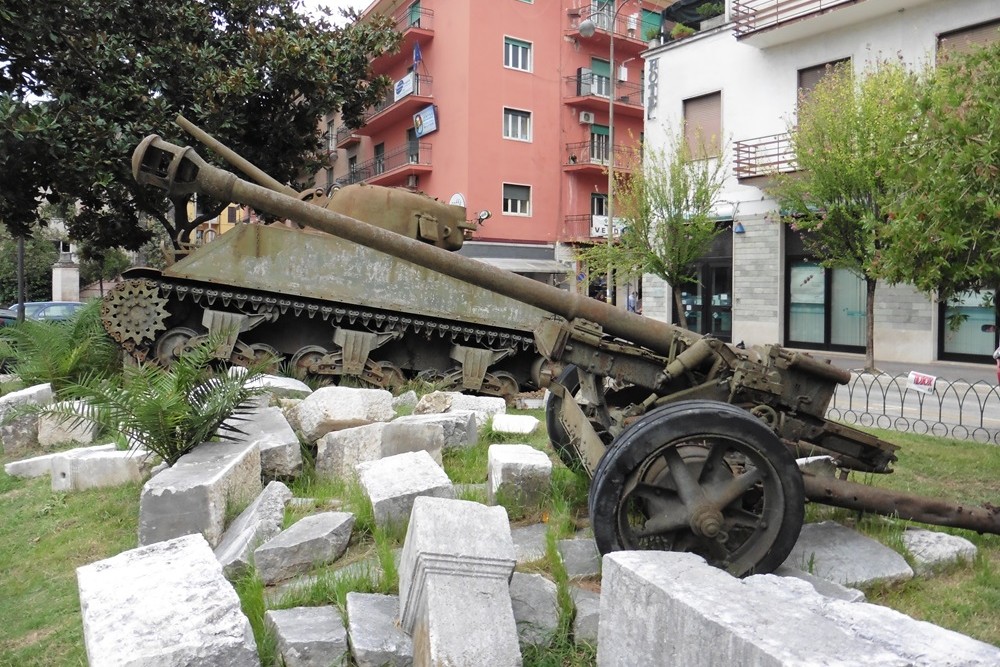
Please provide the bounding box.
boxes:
[413,105,437,138]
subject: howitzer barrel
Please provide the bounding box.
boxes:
[132,135,703,359]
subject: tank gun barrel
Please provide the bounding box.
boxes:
[133,134,707,360]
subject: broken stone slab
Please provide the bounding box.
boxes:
[77,533,259,667]
[220,406,303,480]
[511,522,549,565]
[4,443,115,479]
[380,421,443,464]
[570,586,600,646]
[413,391,507,428]
[782,521,914,588]
[345,592,413,667]
[316,421,444,481]
[390,410,478,450]
[598,551,910,666]
[399,496,520,666]
[139,439,262,548]
[51,448,147,493]
[254,511,356,585]
[356,451,454,529]
[773,564,866,603]
[510,572,559,647]
[490,414,539,435]
[0,383,53,456]
[215,480,293,580]
[245,373,313,399]
[488,443,552,507]
[391,390,418,411]
[744,572,1000,666]
[37,401,98,447]
[902,527,977,575]
[264,606,349,667]
[292,386,395,442]
[558,537,601,579]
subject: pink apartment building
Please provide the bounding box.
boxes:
[322,0,668,295]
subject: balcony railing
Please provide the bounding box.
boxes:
[362,74,433,123]
[561,214,626,240]
[565,73,644,107]
[392,5,433,32]
[731,0,854,36]
[344,141,430,185]
[734,133,796,179]
[572,5,656,45]
[565,141,640,170]
[335,124,360,147]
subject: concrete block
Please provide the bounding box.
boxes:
[264,606,348,667]
[316,423,386,480]
[490,414,539,435]
[413,391,506,428]
[221,406,302,479]
[246,373,312,399]
[902,528,977,575]
[391,411,478,450]
[570,586,600,646]
[77,534,258,667]
[511,522,549,565]
[510,572,559,646]
[391,390,418,411]
[254,511,355,585]
[215,480,293,579]
[139,440,262,548]
[51,449,146,492]
[345,593,413,667]
[37,401,99,447]
[292,386,394,442]
[356,451,454,529]
[488,444,552,507]
[773,565,866,603]
[782,521,914,587]
[558,537,601,579]
[0,383,53,456]
[4,443,114,479]
[399,496,519,666]
[380,420,444,465]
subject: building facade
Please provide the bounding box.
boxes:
[642,0,1000,363]
[320,0,670,296]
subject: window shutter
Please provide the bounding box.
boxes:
[590,58,610,78]
[590,124,609,136]
[938,20,1000,57]
[683,92,721,157]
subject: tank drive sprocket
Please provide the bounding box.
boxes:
[101,278,171,351]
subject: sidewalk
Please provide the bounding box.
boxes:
[795,350,998,385]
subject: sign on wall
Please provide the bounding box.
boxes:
[414,105,438,138]
[394,72,415,101]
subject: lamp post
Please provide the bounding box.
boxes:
[579,1,632,305]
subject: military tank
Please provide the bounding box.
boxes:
[101,118,557,398]
[131,133,1000,577]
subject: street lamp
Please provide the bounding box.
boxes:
[579,1,632,306]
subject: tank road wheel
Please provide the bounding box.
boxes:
[589,400,804,577]
[154,327,199,367]
[250,344,284,374]
[374,361,407,392]
[290,345,329,381]
[101,279,170,352]
[483,371,520,404]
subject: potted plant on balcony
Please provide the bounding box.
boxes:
[669,22,697,41]
[697,2,726,30]
[645,25,663,47]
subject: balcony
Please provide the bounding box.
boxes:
[732,0,935,48]
[372,6,434,71]
[564,141,640,173]
[734,133,796,179]
[335,124,361,148]
[343,141,431,187]
[566,5,656,55]
[563,74,644,119]
[560,214,627,242]
[358,75,433,136]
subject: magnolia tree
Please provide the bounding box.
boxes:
[767,59,922,371]
[576,131,728,328]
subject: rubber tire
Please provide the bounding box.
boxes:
[588,399,804,577]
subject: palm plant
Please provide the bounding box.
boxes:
[40,333,268,465]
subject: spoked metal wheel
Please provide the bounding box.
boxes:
[250,344,284,373]
[290,345,329,380]
[154,327,199,367]
[589,400,804,577]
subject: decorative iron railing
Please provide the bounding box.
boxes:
[345,142,430,185]
[734,132,795,178]
[564,73,644,106]
[731,0,854,37]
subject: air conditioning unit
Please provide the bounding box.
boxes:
[579,111,595,124]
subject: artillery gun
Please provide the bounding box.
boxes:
[129,134,1000,576]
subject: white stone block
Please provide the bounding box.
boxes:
[391,411,478,450]
[902,528,977,575]
[346,593,413,667]
[293,386,394,442]
[0,383,53,456]
[356,451,454,529]
[76,534,259,667]
[51,449,145,492]
[245,373,312,399]
[782,521,914,587]
[413,391,506,428]
[37,401,99,447]
[221,406,303,479]
[490,414,539,435]
[265,606,348,667]
[5,443,114,479]
[316,422,386,480]
[487,444,552,506]
[214,480,293,579]
[254,511,355,585]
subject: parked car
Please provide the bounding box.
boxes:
[0,309,16,327]
[7,301,86,322]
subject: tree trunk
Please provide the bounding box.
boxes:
[865,277,877,372]
[673,286,688,329]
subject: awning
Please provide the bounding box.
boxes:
[471,258,572,274]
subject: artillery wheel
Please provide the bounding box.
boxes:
[290,345,329,380]
[101,278,170,349]
[589,400,804,577]
[154,327,199,367]
[545,365,612,473]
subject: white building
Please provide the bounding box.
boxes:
[641,0,999,364]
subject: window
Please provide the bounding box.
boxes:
[504,37,531,71]
[938,19,1000,57]
[374,143,385,175]
[326,120,335,153]
[408,1,421,28]
[502,184,531,215]
[590,124,609,163]
[591,58,611,98]
[503,108,531,141]
[407,128,419,163]
[683,91,721,158]
[798,59,849,103]
[227,207,236,223]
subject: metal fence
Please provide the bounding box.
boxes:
[827,373,1000,444]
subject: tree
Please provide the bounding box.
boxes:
[0,229,57,306]
[78,243,132,296]
[0,0,400,254]
[767,59,922,371]
[884,41,1000,315]
[576,131,728,328]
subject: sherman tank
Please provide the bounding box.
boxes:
[101,117,556,399]
[128,132,1000,577]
